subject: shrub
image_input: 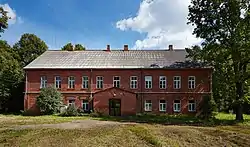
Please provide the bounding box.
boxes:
[60,105,79,116]
[36,86,63,115]
[20,109,37,116]
[198,95,217,120]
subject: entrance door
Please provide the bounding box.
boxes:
[109,99,121,116]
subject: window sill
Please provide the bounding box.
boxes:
[144,110,152,112]
[188,110,196,112]
[173,111,181,113]
[159,110,166,112]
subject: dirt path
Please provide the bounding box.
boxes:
[2,119,136,130]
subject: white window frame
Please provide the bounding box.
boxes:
[173,100,181,112]
[144,100,152,111]
[40,76,47,88]
[113,76,120,88]
[82,100,89,111]
[159,100,166,112]
[188,76,196,89]
[159,76,167,89]
[96,76,103,89]
[130,76,138,89]
[68,99,75,106]
[188,100,196,112]
[82,76,89,89]
[145,76,152,89]
[68,76,75,89]
[54,76,61,89]
[173,76,181,89]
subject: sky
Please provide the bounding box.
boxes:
[0,0,201,50]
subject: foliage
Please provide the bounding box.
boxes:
[0,40,23,111]
[0,6,8,35]
[13,33,48,67]
[59,105,79,116]
[198,95,217,120]
[188,0,250,120]
[74,44,85,50]
[36,86,63,115]
[61,43,86,51]
[61,43,74,51]
[20,109,37,116]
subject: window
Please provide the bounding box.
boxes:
[40,76,47,88]
[82,76,89,89]
[96,76,103,89]
[188,76,195,89]
[173,76,181,89]
[68,76,75,89]
[144,100,152,111]
[55,76,61,89]
[159,100,166,112]
[145,76,152,89]
[173,100,181,112]
[188,100,196,112]
[130,76,137,89]
[159,76,167,89]
[113,76,120,88]
[82,100,89,111]
[68,99,75,106]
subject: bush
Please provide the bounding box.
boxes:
[60,105,79,116]
[198,95,217,120]
[20,109,37,116]
[36,86,63,115]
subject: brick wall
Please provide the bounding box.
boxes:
[24,68,212,115]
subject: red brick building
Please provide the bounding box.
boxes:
[24,45,212,116]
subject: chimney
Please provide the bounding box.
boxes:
[124,45,129,51]
[169,45,173,51]
[107,44,110,51]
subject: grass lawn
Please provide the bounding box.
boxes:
[0,113,250,147]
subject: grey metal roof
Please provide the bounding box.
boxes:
[24,50,190,69]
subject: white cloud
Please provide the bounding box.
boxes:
[116,0,201,49]
[0,3,22,25]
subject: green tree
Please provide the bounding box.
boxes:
[74,44,85,51]
[13,33,48,67]
[36,86,63,115]
[0,6,8,35]
[0,40,23,111]
[188,0,250,120]
[61,43,74,51]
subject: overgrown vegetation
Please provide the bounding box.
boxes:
[36,86,63,115]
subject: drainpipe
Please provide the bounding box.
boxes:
[25,71,28,110]
[90,68,93,112]
[140,68,143,113]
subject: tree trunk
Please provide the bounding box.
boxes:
[236,104,243,121]
[235,82,244,121]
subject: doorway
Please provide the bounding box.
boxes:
[109,99,121,116]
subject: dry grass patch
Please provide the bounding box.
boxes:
[0,124,250,147]
[0,125,151,147]
[0,115,88,128]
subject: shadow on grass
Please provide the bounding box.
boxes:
[95,114,249,127]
